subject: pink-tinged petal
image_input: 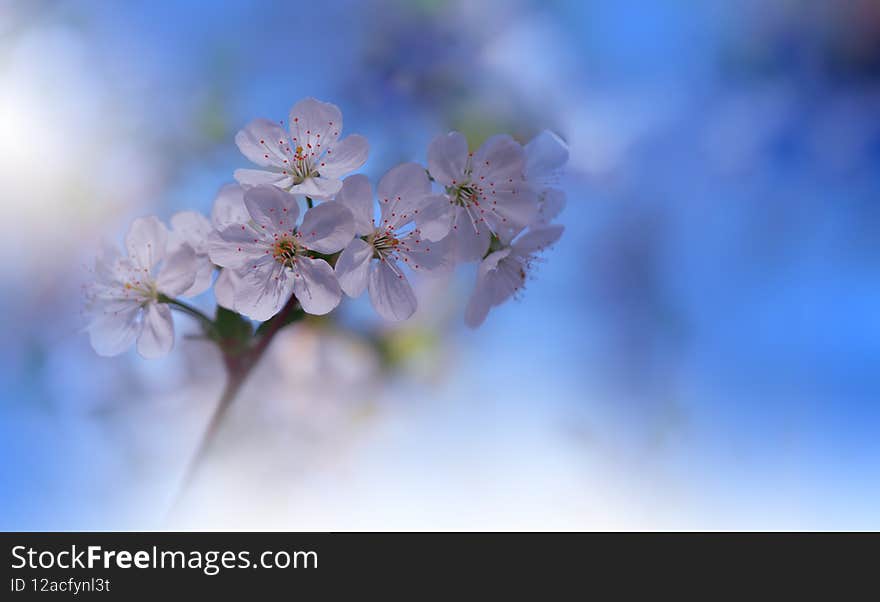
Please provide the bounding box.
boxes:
[397,231,453,273]
[335,174,375,236]
[299,202,355,254]
[126,216,168,271]
[472,134,526,182]
[288,97,343,155]
[211,183,250,227]
[513,224,564,255]
[88,304,141,357]
[450,207,491,262]
[236,262,294,321]
[368,259,417,321]
[482,187,538,232]
[156,243,198,297]
[427,131,468,186]
[290,175,343,199]
[137,303,174,359]
[292,257,342,315]
[235,118,291,168]
[525,129,569,181]
[414,194,455,241]
[234,168,292,189]
[377,162,431,228]
[207,225,266,269]
[320,134,369,179]
[213,268,241,310]
[538,188,566,223]
[335,238,373,297]
[243,185,299,233]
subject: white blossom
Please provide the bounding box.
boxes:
[334,164,453,321]
[419,132,538,262]
[168,211,214,297]
[234,98,369,200]
[208,183,251,311]
[465,223,564,328]
[85,216,199,358]
[208,185,355,320]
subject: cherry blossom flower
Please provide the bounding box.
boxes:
[418,132,538,262]
[234,98,369,200]
[208,183,251,311]
[525,129,568,224]
[85,216,199,358]
[334,164,453,321]
[208,185,355,320]
[464,223,564,328]
[168,211,214,297]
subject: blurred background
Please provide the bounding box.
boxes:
[1,0,879,530]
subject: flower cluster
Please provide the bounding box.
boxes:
[85,98,568,358]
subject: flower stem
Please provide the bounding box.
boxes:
[167,294,302,518]
[160,296,216,334]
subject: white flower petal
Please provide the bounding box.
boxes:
[137,303,174,359]
[320,134,369,179]
[235,118,290,168]
[243,185,299,233]
[208,225,267,269]
[156,243,199,297]
[525,129,569,181]
[299,202,355,254]
[538,188,566,223]
[181,258,215,297]
[126,216,168,271]
[211,183,250,227]
[464,278,493,328]
[235,262,294,321]
[428,131,468,186]
[483,187,538,232]
[450,207,491,262]
[292,257,342,315]
[170,210,213,254]
[234,168,292,189]
[368,259,417,321]
[377,162,431,228]
[335,238,373,297]
[483,252,523,306]
[414,194,455,241]
[214,268,241,310]
[290,176,342,199]
[472,134,526,181]
[335,174,375,236]
[513,224,564,255]
[288,97,343,152]
[88,304,141,357]
[398,231,453,273]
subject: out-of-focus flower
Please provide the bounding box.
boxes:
[465,224,564,328]
[85,217,199,358]
[334,164,453,321]
[208,185,354,319]
[234,98,369,199]
[420,132,537,262]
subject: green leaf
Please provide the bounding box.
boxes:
[213,306,253,351]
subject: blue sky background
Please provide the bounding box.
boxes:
[1,0,879,529]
